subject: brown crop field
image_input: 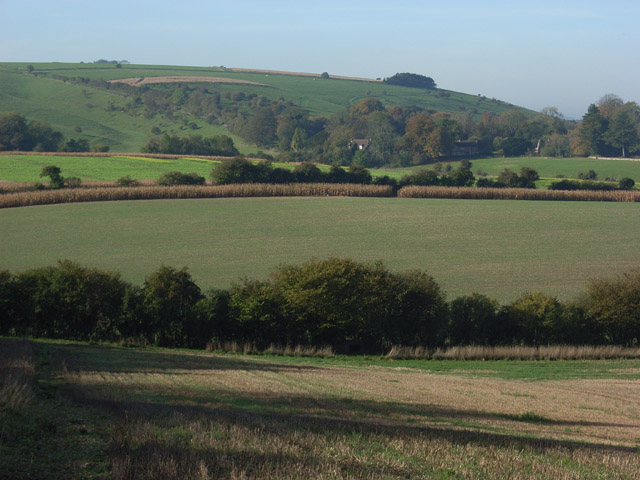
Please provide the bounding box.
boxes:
[2,339,639,479]
[110,76,268,86]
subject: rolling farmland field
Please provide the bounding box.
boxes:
[2,339,639,479]
[1,196,638,302]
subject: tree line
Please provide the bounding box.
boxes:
[1,259,637,351]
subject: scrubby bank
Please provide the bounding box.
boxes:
[1,259,638,351]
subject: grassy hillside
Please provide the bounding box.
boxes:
[0,62,532,152]
[2,338,638,479]
[2,197,638,302]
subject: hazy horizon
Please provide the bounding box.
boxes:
[1,0,638,119]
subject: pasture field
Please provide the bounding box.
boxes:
[3,153,640,185]
[0,66,257,154]
[2,338,639,479]
[1,197,639,302]
[0,154,337,184]
[378,156,640,183]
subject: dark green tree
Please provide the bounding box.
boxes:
[578,104,607,155]
[605,107,639,157]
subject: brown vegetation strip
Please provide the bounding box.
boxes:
[385,345,640,360]
[0,183,393,208]
[398,185,640,202]
[109,76,268,86]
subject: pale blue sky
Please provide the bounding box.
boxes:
[1,0,638,118]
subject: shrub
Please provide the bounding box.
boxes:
[157,171,205,186]
[116,176,139,187]
[619,177,635,190]
[64,176,82,188]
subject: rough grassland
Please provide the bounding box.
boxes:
[1,197,639,302]
[2,339,639,479]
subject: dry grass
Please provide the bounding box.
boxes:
[0,183,393,208]
[110,76,268,86]
[52,343,640,479]
[398,185,640,202]
[206,341,335,358]
[0,339,36,412]
[386,345,640,361]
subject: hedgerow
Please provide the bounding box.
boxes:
[1,260,638,351]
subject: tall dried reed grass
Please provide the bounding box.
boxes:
[0,339,36,412]
[0,183,393,208]
[398,185,640,202]
[385,344,640,360]
[206,341,335,358]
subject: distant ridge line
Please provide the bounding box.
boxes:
[227,67,381,83]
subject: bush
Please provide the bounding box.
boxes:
[158,171,205,186]
[64,177,82,188]
[619,177,635,190]
[116,176,139,187]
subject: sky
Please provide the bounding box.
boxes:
[1,0,638,118]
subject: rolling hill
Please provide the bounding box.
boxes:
[0,62,534,153]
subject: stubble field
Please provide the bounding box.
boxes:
[2,339,639,479]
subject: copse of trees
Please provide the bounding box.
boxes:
[383,73,436,89]
[1,260,638,350]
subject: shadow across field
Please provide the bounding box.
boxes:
[30,340,639,478]
[48,341,324,374]
[50,343,638,453]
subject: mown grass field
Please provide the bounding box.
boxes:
[2,338,639,479]
[1,197,638,302]
[378,156,640,183]
[2,153,640,185]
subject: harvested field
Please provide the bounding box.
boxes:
[3,339,638,479]
[110,76,268,86]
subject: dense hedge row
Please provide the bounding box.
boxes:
[1,259,638,351]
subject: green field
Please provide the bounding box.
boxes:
[2,338,639,479]
[378,156,640,182]
[0,62,530,153]
[1,197,638,302]
[2,153,640,185]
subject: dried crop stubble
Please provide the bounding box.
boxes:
[53,343,640,479]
